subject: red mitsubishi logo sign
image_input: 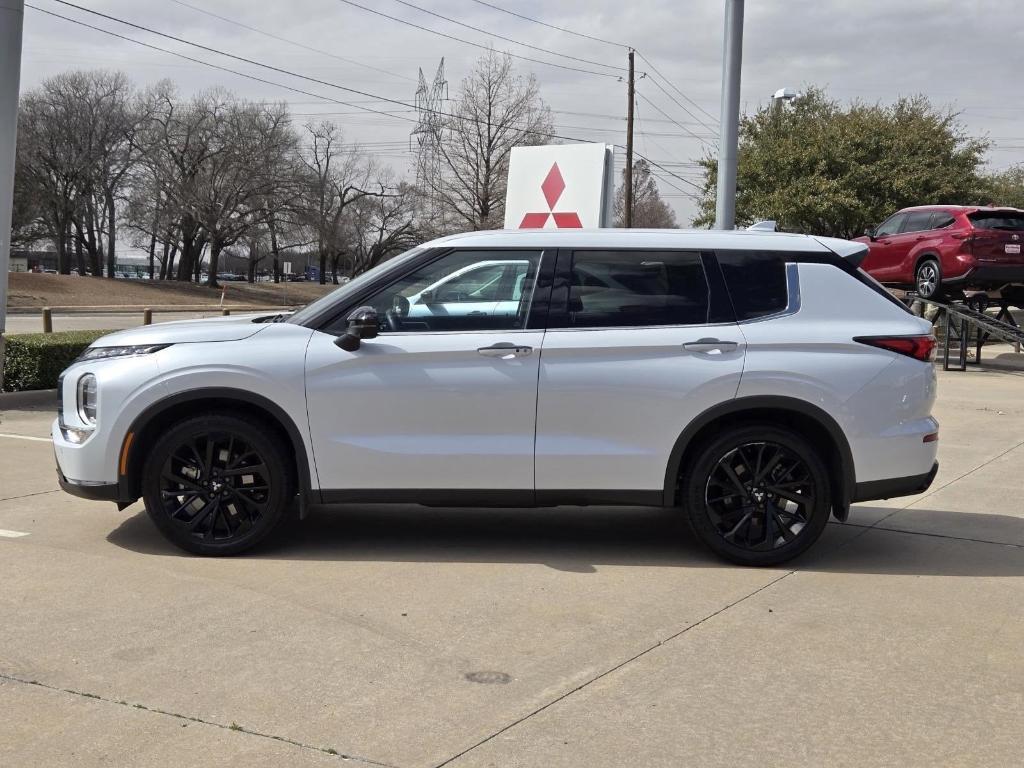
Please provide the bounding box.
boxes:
[518,163,583,229]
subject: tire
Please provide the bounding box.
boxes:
[142,412,296,556]
[915,258,941,299]
[681,425,832,566]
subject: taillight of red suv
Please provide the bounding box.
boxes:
[854,335,937,362]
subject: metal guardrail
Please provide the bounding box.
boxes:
[906,294,1024,371]
[36,305,291,333]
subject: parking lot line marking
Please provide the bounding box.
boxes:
[0,433,52,443]
[0,529,30,538]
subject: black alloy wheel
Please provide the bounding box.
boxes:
[142,413,294,555]
[682,425,831,566]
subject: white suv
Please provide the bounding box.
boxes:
[54,229,939,566]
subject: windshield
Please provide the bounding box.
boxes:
[286,247,427,326]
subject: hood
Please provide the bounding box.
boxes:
[89,313,273,347]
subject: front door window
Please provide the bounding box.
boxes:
[343,250,543,333]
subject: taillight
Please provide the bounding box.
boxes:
[854,335,937,362]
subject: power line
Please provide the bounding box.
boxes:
[332,0,620,79]
[635,91,715,149]
[168,0,416,83]
[465,0,630,49]
[460,3,717,136]
[29,2,616,148]
[386,0,625,72]
[32,1,707,196]
[640,72,719,138]
[635,51,719,127]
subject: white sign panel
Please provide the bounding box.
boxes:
[504,143,614,230]
[282,261,292,275]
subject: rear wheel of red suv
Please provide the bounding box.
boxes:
[915,258,941,299]
[681,425,831,566]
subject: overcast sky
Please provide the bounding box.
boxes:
[19,0,1024,224]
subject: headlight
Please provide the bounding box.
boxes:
[77,344,170,361]
[77,373,98,425]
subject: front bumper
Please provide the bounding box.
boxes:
[57,468,123,502]
[853,461,938,503]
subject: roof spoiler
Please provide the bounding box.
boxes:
[813,236,869,269]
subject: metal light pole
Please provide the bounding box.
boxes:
[713,0,744,230]
[0,0,25,390]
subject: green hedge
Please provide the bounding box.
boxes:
[2,330,109,392]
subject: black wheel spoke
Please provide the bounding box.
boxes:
[188,498,218,532]
[769,486,812,506]
[719,462,750,500]
[221,464,267,478]
[163,472,205,494]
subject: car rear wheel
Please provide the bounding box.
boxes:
[142,413,295,556]
[681,425,831,566]
[915,258,941,299]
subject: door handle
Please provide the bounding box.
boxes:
[682,338,739,353]
[478,343,533,359]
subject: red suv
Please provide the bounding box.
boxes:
[855,206,1024,299]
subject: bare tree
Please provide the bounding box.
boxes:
[191,99,298,287]
[419,51,552,233]
[346,177,418,277]
[16,83,89,272]
[614,160,679,229]
[299,122,379,284]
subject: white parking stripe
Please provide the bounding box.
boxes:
[0,529,30,538]
[0,433,52,443]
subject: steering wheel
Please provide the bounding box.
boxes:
[386,294,410,331]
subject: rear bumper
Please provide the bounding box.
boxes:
[945,265,1024,287]
[853,461,938,503]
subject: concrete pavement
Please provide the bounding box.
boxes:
[0,369,1021,767]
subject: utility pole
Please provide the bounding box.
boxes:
[0,0,25,391]
[714,0,744,230]
[624,48,635,228]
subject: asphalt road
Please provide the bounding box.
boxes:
[0,369,1021,767]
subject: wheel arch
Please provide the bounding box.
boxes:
[913,250,942,276]
[662,396,855,520]
[119,387,316,507]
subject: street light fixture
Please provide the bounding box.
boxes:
[772,87,801,113]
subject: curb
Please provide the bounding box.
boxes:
[0,388,58,409]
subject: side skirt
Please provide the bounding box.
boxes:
[318,489,665,508]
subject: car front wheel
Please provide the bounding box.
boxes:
[142,413,295,556]
[681,425,831,566]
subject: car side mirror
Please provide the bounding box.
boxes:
[334,306,378,351]
[864,226,877,241]
[419,289,436,305]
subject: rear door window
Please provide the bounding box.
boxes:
[929,212,956,229]
[900,211,934,233]
[715,251,788,320]
[558,250,709,328]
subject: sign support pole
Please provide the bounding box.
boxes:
[0,0,24,390]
